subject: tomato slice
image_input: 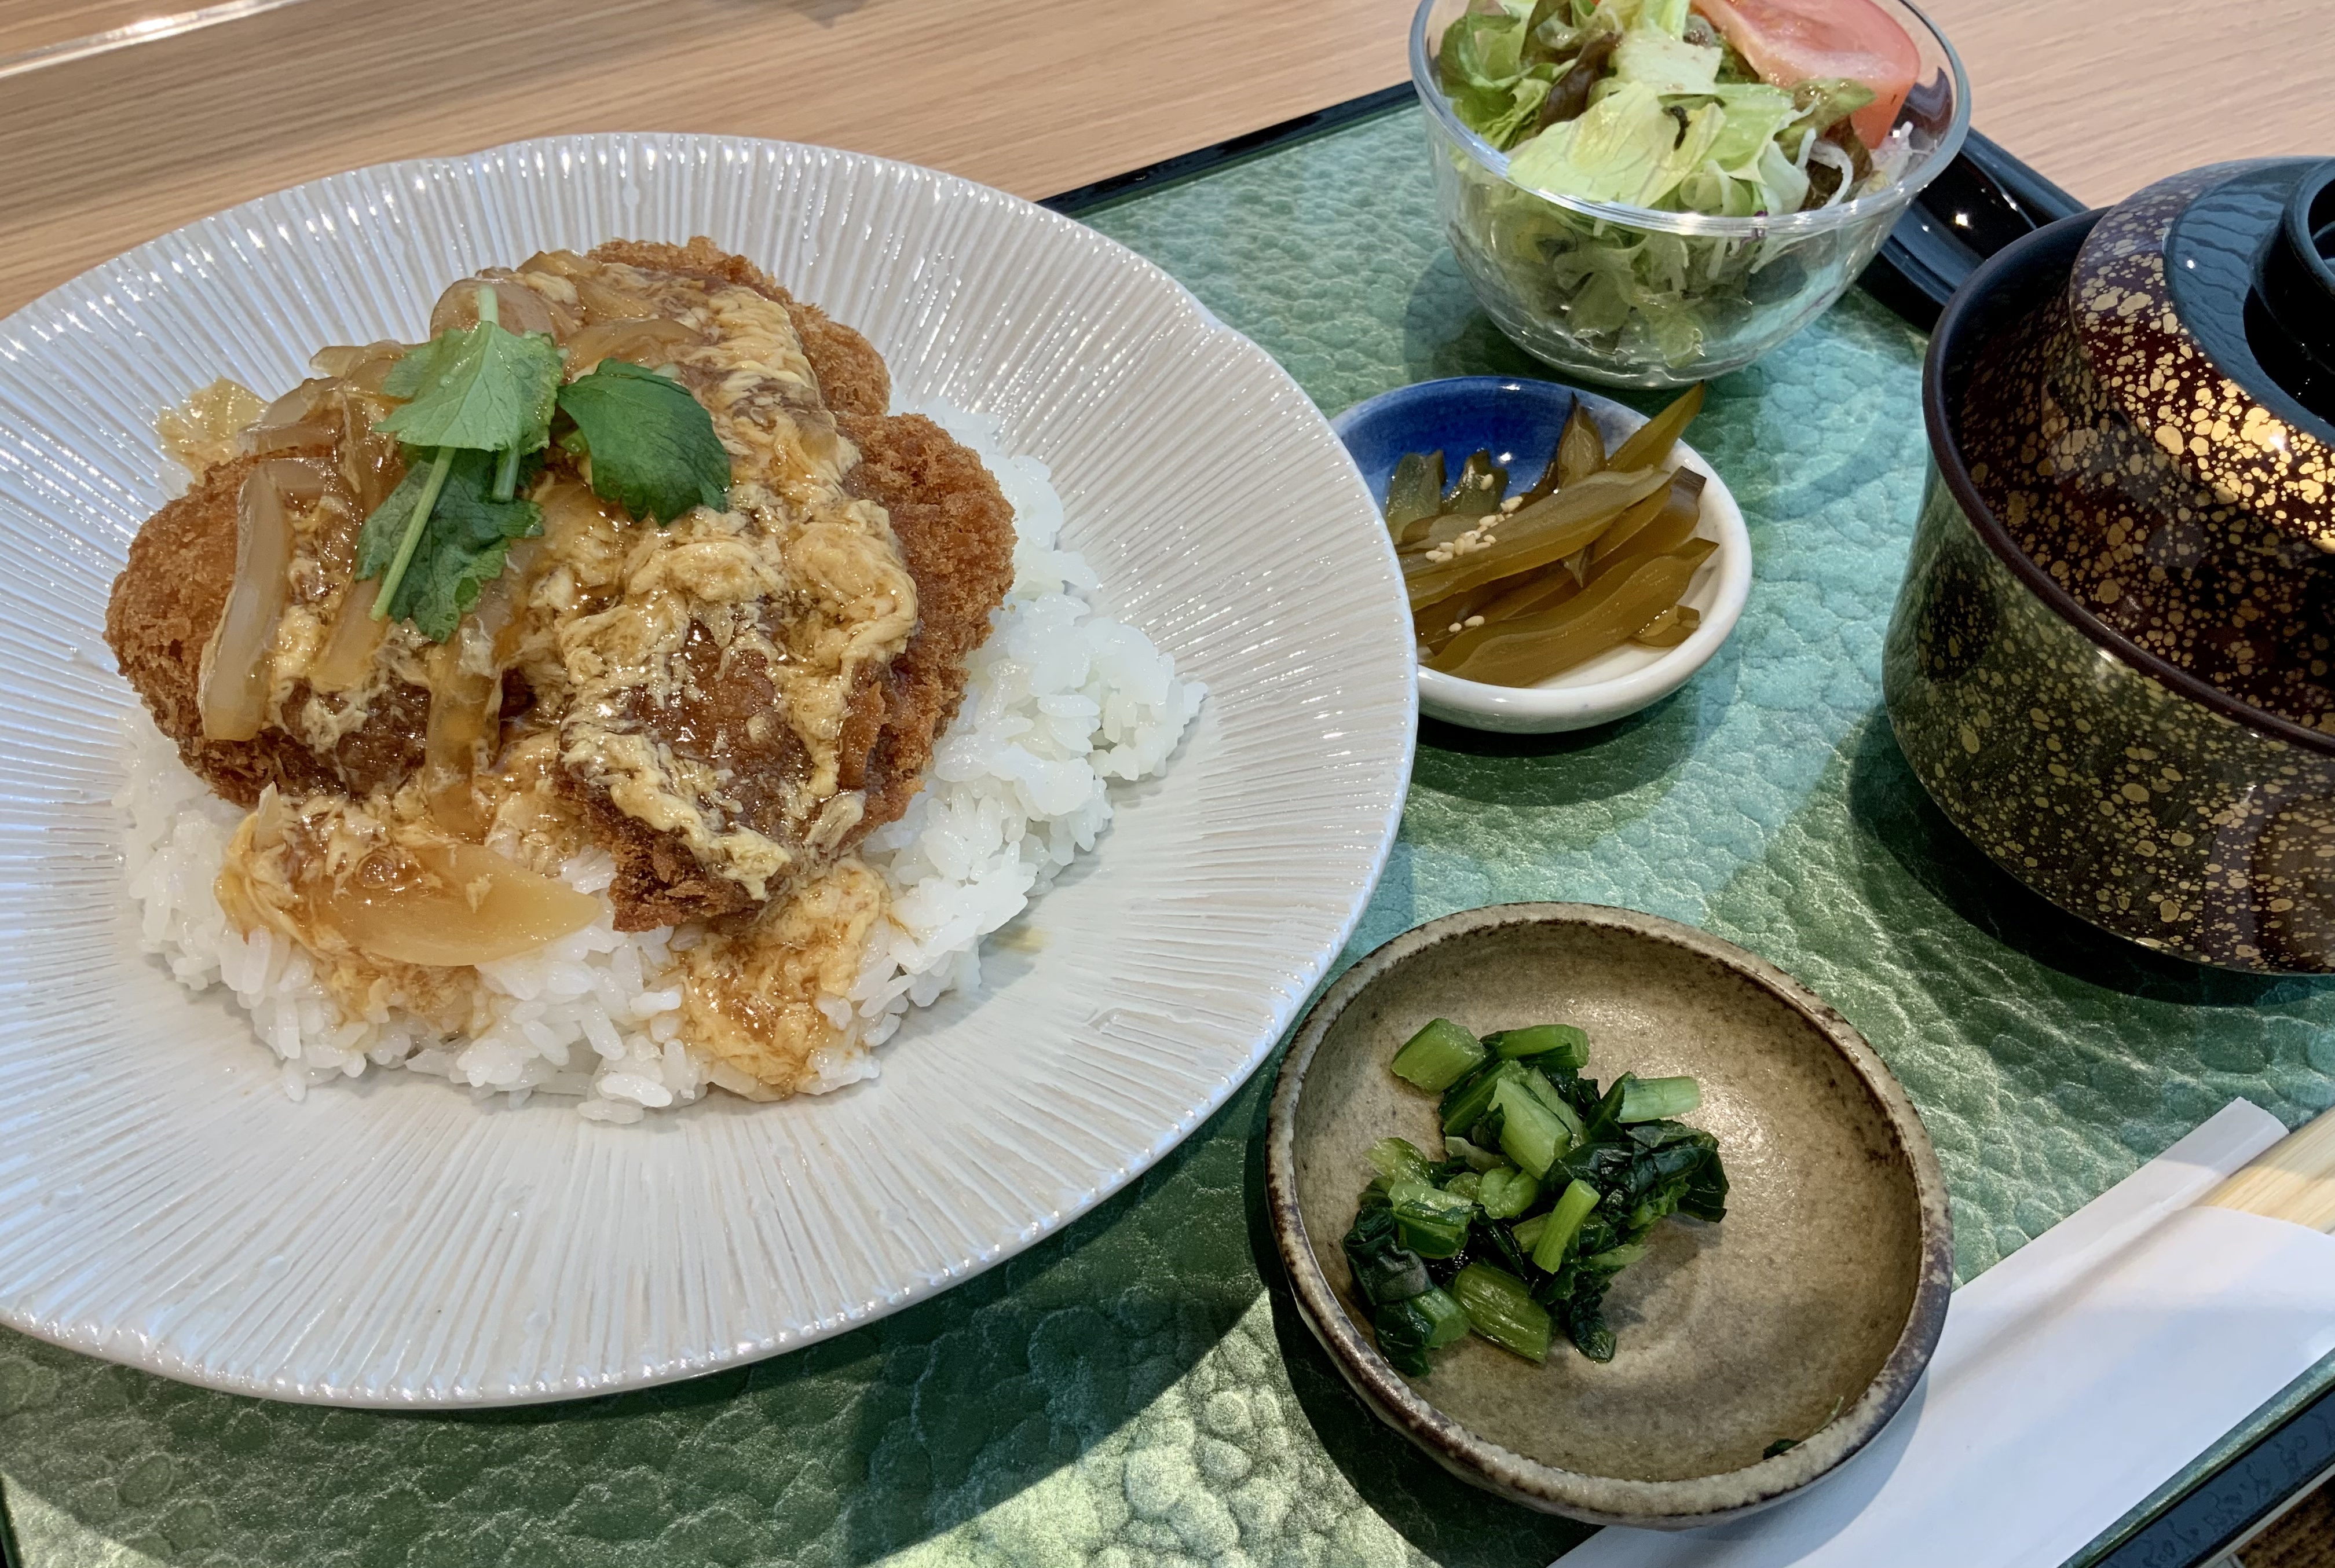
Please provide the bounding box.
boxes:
[1692,0,1919,147]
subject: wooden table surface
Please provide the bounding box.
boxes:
[0,0,2330,315]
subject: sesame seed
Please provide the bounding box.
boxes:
[1463,614,1485,628]
[1500,496,1524,513]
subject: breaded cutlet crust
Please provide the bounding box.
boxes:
[107,237,1013,938]
[837,412,1017,836]
[581,408,1018,930]
[585,239,891,419]
[104,453,429,808]
[570,242,1015,930]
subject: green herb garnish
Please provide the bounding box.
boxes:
[354,448,543,642]
[555,360,732,527]
[364,285,561,629]
[1341,1017,1726,1371]
[377,303,562,460]
[357,282,731,642]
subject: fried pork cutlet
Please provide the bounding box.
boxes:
[107,237,1015,939]
[550,241,1013,930]
[561,415,1015,930]
[585,237,892,419]
[836,412,1017,831]
[105,453,429,808]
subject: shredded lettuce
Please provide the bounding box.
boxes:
[1704,82,1796,166]
[1507,81,1721,209]
[1611,23,1720,95]
[1434,0,1907,371]
[1439,4,1888,222]
[1640,0,1692,33]
[1440,13,1529,93]
[1785,77,1877,149]
[1476,76,1555,149]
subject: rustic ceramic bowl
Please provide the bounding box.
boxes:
[1264,904,1952,1528]
[1886,161,2335,972]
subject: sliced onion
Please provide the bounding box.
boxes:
[241,379,339,457]
[255,378,328,428]
[197,459,309,741]
[571,273,658,323]
[562,316,702,372]
[488,268,581,338]
[271,460,328,507]
[430,276,559,339]
[309,581,387,693]
[310,340,411,392]
[1807,140,1857,208]
[538,480,623,558]
[517,249,591,279]
[324,839,599,966]
[420,540,539,837]
[243,420,338,457]
[421,643,500,838]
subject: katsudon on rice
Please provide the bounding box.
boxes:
[105,236,1197,1114]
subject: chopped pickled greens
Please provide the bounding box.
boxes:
[1530,1177,1603,1270]
[1487,1023,1590,1065]
[1344,1203,1433,1306]
[1387,1179,1476,1259]
[1477,1166,1542,1219]
[1375,1286,1473,1374]
[1451,1263,1552,1363]
[1620,1075,1704,1122]
[1390,1017,1489,1091]
[1368,1136,1437,1185]
[1492,1075,1573,1177]
[1341,1013,1725,1371]
[1445,1134,1507,1171]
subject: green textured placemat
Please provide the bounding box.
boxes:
[7,105,2334,1568]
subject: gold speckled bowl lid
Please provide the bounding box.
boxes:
[2069,159,2335,548]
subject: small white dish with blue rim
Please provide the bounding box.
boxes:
[1333,376,1751,735]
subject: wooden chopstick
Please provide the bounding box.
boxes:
[2202,1108,2335,1234]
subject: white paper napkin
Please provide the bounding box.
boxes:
[1560,1100,2335,1568]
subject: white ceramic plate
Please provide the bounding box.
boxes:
[0,134,1414,1405]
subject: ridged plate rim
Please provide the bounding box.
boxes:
[0,133,1415,1405]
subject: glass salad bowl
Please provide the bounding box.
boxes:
[1412,0,1970,387]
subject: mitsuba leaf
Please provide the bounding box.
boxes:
[378,321,563,453]
[555,360,731,526]
[355,447,543,640]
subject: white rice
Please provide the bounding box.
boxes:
[116,400,1204,1119]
